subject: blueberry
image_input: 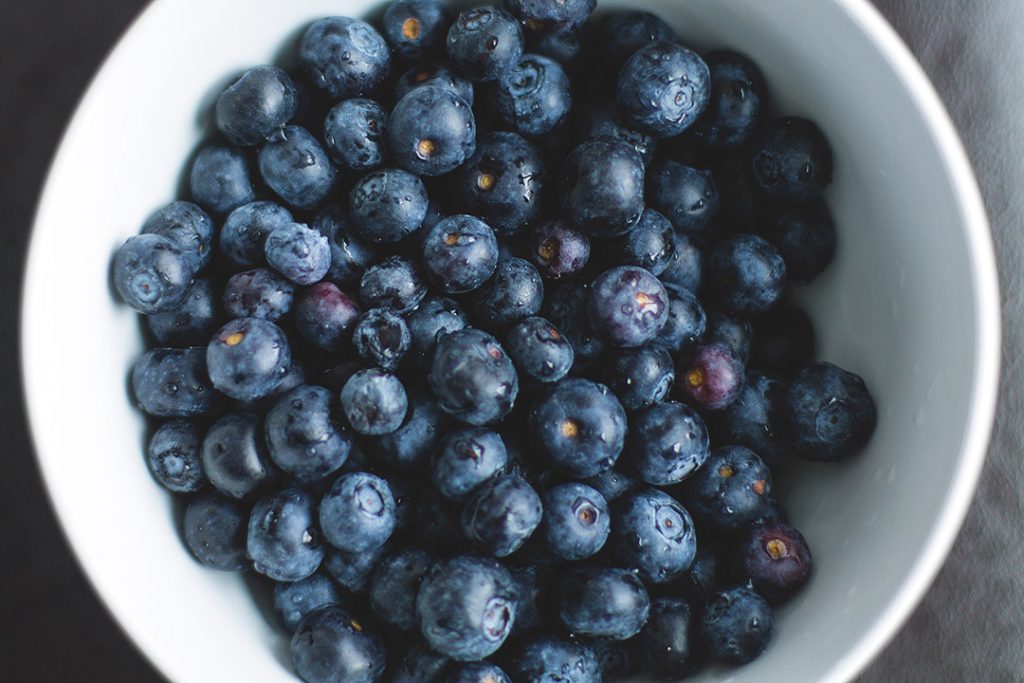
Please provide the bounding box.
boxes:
[390,86,476,176]
[353,308,411,370]
[182,492,249,571]
[689,50,766,151]
[147,420,206,493]
[611,488,696,583]
[206,318,291,401]
[222,268,293,321]
[527,218,590,280]
[416,555,518,660]
[507,0,594,33]
[699,586,773,664]
[340,368,409,435]
[220,201,295,269]
[445,662,510,683]
[294,282,362,352]
[648,160,719,234]
[320,471,396,552]
[625,401,710,485]
[382,0,451,59]
[290,606,387,683]
[449,131,545,235]
[684,446,773,532]
[589,266,669,347]
[657,284,706,353]
[761,200,837,285]
[674,542,724,604]
[259,126,336,211]
[750,116,833,203]
[324,98,389,171]
[371,387,449,470]
[140,200,215,273]
[394,62,475,106]
[679,342,745,411]
[750,305,816,376]
[659,231,704,292]
[706,309,752,365]
[132,347,221,417]
[390,641,453,683]
[617,209,674,276]
[732,521,813,603]
[709,234,786,313]
[324,540,393,594]
[429,328,519,425]
[113,234,193,314]
[558,566,650,640]
[541,282,606,368]
[496,54,571,136]
[603,346,672,411]
[461,473,543,557]
[580,468,641,502]
[422,215,499,293]
[471,257,545,333]
[360,256,428,312]
[313,204,379,287]
[274,573,342,632]
[529,378,626,477]
[446,8,524,82]
[146,278,219,346]
[635,597,695,680]
[248,487,324,581]
[786,361,876,462]
[299,17,390,100]
[432,427,508,501]
[201,412,275,499]
[580,101,658,167]
[369,548,435,631]
[715,371,788,465]
[508,635,600,683]
[216,65,298,146]
[529,30,583,73]
[617,41,710,138]
[541,482,609,560]
[265,385,351,482]
[189,146,256,216]
[504,316,574,383]
[560,137,645,237]
[406,295,469,360]
[597,11,677,71]
[350,170,429,244]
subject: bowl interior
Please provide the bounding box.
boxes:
[22,0,998,681]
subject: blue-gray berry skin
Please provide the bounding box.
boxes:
[340,368,408,435]
[416,555,518,661]
[560,137,645,238]
[132,347,222,417]
[140,200,214,273]
[220,201,294,269]
[290,606,387,683]
[541,482,609,560]
[504,316,573,384]
[617,41,710,138]
[422,215,499,294]
[201,412,275,500]
[371,388,448,471]
[368,547,435,631]
[113,234,193,314]
[706,309,752,365]
[446,8,524,82]
[222,268,293,322]
[689,50,766,151]
[394,62,475,106]
[495,54,571,136]
[558,566,650,640]
[589,266,670,348]
[762,200,837,285]
[323,540,393,594]
[541,282,606,369]
[508,636,600,683]
[580,468,641,503]
[618,208,675,276]
[324,98,389,171]
[597,10,678,71]
[710,234,787,313]
[445,662,510,683]
[350,171,429,245]
[390,641,452,683]
[259,126,336,211]
[786,362,876,462]
[635,597,696,680]
[612,488,697,583]
[648,160,719,234]
[216,65,298,147]
[273,573,342,632]
[182,492,250,571]
[581,100,658,168]
[751,116,833,204]
[659,230,704,293]
[146,420,206,493]
[684,446,773,532]
[294,282,362,353]
[248,487,324,582]
[429,328,519,426]
[626,402,710,486]
[471,257,544,334]
[716,371,789,466]
[360,256,428,313]
[353,308,411,371]
[529,378,626,477]
[320,471,397,553]
[461,474,542,557]
[146,278,219,347]
[264,222,331,286]
[299,17,391,100]
[189,146,256,216]
[313,204,379,287]
[206,318,291,401]
[604,345,675,412]
[265,385,351,483]
[389,86,476,177]
[405,296,468,361]
[657,284,706,353]
[382,0,451,59]
[432,427,508,501]
[700,586,773,664]
[507,0,594,33]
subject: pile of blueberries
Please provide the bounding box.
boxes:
[111,0,878,681]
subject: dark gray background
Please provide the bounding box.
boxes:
[1,0,1020,680]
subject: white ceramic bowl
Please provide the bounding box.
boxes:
[21,0,999,681]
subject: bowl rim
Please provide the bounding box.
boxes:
[19,0,1001,681]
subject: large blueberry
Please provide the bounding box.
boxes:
[508,636,600,683]
[683,445,773,532]
[657,284,706,353]
[370,387,448,470]
[709,234,786,313]
[786,361,876,462]
[635,597,696,680]
[580,468,641,503]
[446,8,524,82]
[504,316,573,384]
[264,222,331,286]
[201,412,275,500]
[394,62,475,106]
[618,208,675,276]
[597,11,677,71]
[299,17,390,100]
[113,234,193,314]
[320,471,396,552]
[470,257,544,333]
[140,200,214,273]
[589,266,669,348]
[248,487,324,581]
[313,204,379,287]
[146,278,219,347]
[680,343,744,412]
[429,328,519,425]
[699,586,773,664]
[273,573,342,632]
[648,160,718,234]
[732,521,813,604]
[189,146,255,216]
[611,488,696,583]
[432,427,508,501]
[369,547,435,631]
[222,268,293,322]
[558,566,650,640]
[259,126,336,211]
[706,309,752,365]
[560,137,645,237]
[715,371,788,465]
[422,215,499,293]
[659,230,704,292]
[528,218,590,280]
[293,282,361,352]
[323,540,393,594]
[750,116,833,204]
[541,482,609,560]
[689,50,766,151]
[324,98,389,171]
[182,492,249,571]
[461,473,543,557]
[496,54,571,136]
[350,169,428,244]
[360,256,428,312]
[389,86,476,176]
[206,318,291,401]
[220,201,294,269]
[604,345,675,412]
[626,402,710,485]
[340,369,409,435]
[581,100,658,168]
[617,41,710,138]
[290,606,387,683]
[382,0,451,59]
[265,385,351,482]
[529,378,626,477]
[405,295,468,361]
[132,347,221,417]
[216,65,298,146]
[353,308,410,371]
[147,420,206,493]
[761,200,837,285]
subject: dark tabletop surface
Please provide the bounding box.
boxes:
[2,0,1021,680]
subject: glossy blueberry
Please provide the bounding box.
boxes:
[248,487,324,581]
[220,201,294,269]
[382,0,451,59]
[580,468,640,502]
[684,446,773,532]
[299,17,390,100]
[416,555,518,660]
[617,209,673,276]
[432,427,508,501]
[371,388,448,470]
[710,234,786,313]
[706,309,752,365]
[674,543,724,604]
[394,62,475,106]
[560,137,645,237]
[611,488,696,583]
[617,41,710,138]
[661,287,708,354]
[422,215,499,293]
[360,256,428,312]
[659,231,704,292]
[222,268,293,321]
[462,473,542,557]
[496,54,571,136]
[603,346,672,411]
[507,0,593,33]
[541,482,608,560]
[147,420,206,493]
[786,361,876,462]
[589,266,669,348]
[751,116,833,203]
[352,308,410,370]
[445,662,510,683]
[542,281,606,367]
[259,126,336,211]
[679,342,745,411]
[320,471,396,552]
[597,11,677,71]
[132,347,221,417]
[265,385,351,482]
[294,282,362,352]
[504,316,573,383]
[274,573,342,632]
[429,328,518,425]
[689,50,766,151]
[147,278,219,346]
[189,146,256,216]
[450,131,545,235]
[390,86,476,177]
[406,295,468,360]
[201,412,275,499]
[529,378,626,477]
[113,234,193,314]
[751,305,816,376]
[291,606,387,683]
[716,371,788,465]
[626,401,710,485]
[206,318,290,401]
[216,65,298,146]
[340,369,408,435]
[140,200,214,273]
[350,170,428,244]
[313,204,379,287]
[635,597,695,680]
[761,200,837,285]
[323,540,393,593]
[527,218,589,280]
[581,101,657,167]
[470,257,544,333]
[369,548,434,631]
[700,586,773,664]
[446,8,524,82]
[324,98,388,171]
[558,566,650,639]
[508,635,600,683]
[182,492,249,571]
[733,521,812,603]
[262,223,331,287]
[649,160,719,234]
